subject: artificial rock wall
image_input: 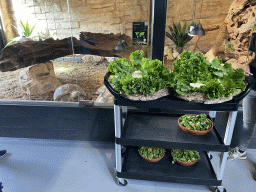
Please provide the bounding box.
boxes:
[1,0,233,53]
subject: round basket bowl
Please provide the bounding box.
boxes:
[139,152,165,163]
[178,114,214,136]
[171,151,199,166]
[174,158,199,166]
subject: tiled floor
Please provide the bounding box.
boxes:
[0,137,255,192]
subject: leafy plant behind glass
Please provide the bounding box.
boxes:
[5,20,45,47]
[20,20,36,37]
[166,21,193,48]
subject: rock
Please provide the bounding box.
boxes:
[105,57,119,62]
[125,88,169,101]
[94,85,114,105]
[53,84,87,102]
[173,51,179,59]
[237,56,247,64]
[177,92,208,103]
[164,45,174,60]
[19,61,62,95]
[226,58,241,70]
[225,1,256,57]
[82,55,105,63]
[176,89,243,104]
[205,50,217,61]
[95,85,107,94]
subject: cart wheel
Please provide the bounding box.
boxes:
[209,154,213,160]
[215,187,227,192]
[117,178,128,186]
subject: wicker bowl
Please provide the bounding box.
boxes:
[139,152,165,162]
[171,150,199,166]
[178,114,213,136]
[174,158,199,166]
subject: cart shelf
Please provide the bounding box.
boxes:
[117,111,229,152]
[117,146,221,186]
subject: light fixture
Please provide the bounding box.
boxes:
[186,0,197,36]
[190,0,205,36]
[121,40,128,49]
[115,41,125,50]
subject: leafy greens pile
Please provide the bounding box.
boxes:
[170,51,246,99]
[108,50,172,96]
[172,149,201,164]
[179,113,212,131]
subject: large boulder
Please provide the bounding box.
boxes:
[225,0,256,57]
[94,85,114,105]
[53,84,87,102]
[19,61,62,95]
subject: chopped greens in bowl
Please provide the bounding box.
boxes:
[138,147,166,160]
[179,113,212,131]
[171,149,201,164]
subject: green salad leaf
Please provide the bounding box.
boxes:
[172,149,201,164]
[108,50,173,96]
[170,50,246,98]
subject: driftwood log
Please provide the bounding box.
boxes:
[0,32,133,72]
[78,32,132,58]
[0,37,79,72]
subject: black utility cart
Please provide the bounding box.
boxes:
[104,72,251,192]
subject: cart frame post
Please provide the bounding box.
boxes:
[217,111,238,181]
[114,104,125,184]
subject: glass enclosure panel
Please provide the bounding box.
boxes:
[0,0,253,105]
[0,0,151,105]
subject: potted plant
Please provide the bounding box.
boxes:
[138,147,166,162]
[178,113,213,135]
[166,21,193,53]
[171,149,201,166]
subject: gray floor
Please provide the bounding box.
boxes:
[0,137,256,192]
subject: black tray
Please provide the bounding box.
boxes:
[116,111,229,152]
[104,72,251,111]
[117,146,221,186]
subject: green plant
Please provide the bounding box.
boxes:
[138,147,166,160]
[171,149,200,164]
[170,50,246,99]
[108,50,173,96]
[249,0,256,4]
[166,21,193,48]
[227,43,234,50]
[179,113,212,131]
[5,20,44,47]
[251,24,256,31]
[20,20,36,37]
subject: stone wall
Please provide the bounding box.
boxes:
[166,0,234,53]
[5,0,150,41]
[1,0,233,53]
